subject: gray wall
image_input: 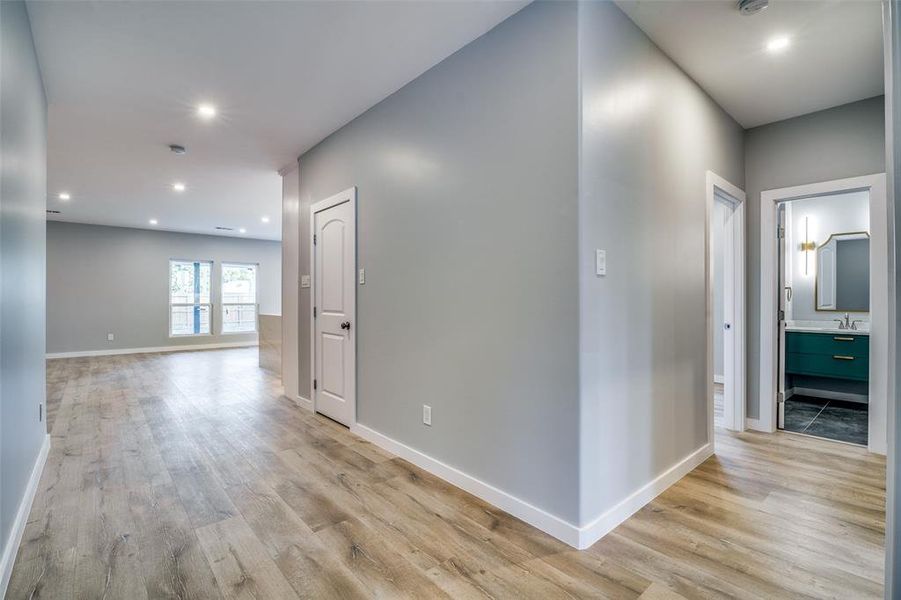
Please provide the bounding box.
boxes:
[47,222,281,354]
[0,0,48,578]
[297,1,581,522]
[281,167,300,402]
[577,1,744,523]
[745,96,885,419]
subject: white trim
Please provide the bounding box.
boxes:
[294,395,313,411]
[351,422,711,550]
[309,187,358,427]
[0,434,50,598]
[759,174,888,454]
[706,171,747,435]
[46,340,257,359]
[745,418,767,432]
[577,442,713,549]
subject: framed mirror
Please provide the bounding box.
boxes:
[815,231,869,312]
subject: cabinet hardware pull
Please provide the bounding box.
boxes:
[833,355,855,361]
[833,336,855,342]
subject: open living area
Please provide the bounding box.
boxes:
[2,0,901,598]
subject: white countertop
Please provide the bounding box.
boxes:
[785,325,869,336]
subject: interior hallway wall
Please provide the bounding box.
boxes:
[0,1,49,591]
[295,1,581,522]
[281,166,300,403]
[577,0,744,525]
[744,96,885,420]
[46,222,281,354]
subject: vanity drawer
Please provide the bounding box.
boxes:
[785,352,869,381]
[785,331,869,358]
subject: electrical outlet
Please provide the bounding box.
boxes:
[300,275,311,288]
[359,268,365,285]
[422,405,432,426]
[107,333,115,341]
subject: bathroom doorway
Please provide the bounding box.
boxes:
[776,191,870,445]
[759,174,888,454]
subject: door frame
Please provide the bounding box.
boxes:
[308,186,358,426]
[759,174,888,454]
[707,171,747,439]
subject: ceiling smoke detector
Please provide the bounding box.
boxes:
[169,144,186,155]
[738,0,768,16]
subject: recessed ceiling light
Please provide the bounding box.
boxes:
[58,192,70,201]
[261,216,270,223]
[172,182,186,192]
[766,36,790,53]
[239,228,247,234]
[149,218,158,225]
[197,103,217,120]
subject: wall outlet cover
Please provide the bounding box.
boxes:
[301,275,311,288]
[359,268,365,285]
[107,333,115,341]
[423,404,432,426]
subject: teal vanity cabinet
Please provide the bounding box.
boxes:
[785,331,869,382]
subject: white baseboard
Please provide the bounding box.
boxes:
[294,395,313,411]
[350,423,582,547]
[0,434,50,598]
[745,418,769,432]
[577,442,713,549]
[350,423,710,550]
[47,340,258,359]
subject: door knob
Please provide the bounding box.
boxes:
[340,321,351,330]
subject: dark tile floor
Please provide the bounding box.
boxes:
[782,395,868,446]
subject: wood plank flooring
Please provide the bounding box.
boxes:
[7,348,885,599]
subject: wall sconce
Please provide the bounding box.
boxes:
[800,216,816,275]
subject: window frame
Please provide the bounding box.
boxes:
[220,261,259,335]
[168,258,214,338]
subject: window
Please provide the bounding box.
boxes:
[169,260,212,336]
[221,263,258,333]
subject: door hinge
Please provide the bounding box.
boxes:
[777,227,785,239]
[313,307,317,318]
[313,234,317,245]
[313,379,317,390]
[777,391,785,403]
[39,404,42,422]
[778,309,785,320]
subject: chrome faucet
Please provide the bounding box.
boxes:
[851,319,864,331]
[833,313,851,330]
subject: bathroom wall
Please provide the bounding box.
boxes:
[784,190,870,324]
[744,96,885,420]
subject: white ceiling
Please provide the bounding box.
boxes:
[28,1,528,240]
[616,0,884,129]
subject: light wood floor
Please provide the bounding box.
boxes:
[7,348,885,599]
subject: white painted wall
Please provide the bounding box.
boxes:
[784,190,870,324]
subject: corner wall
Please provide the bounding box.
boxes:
[296,1,582,523]
[0,1,50,592]
[744,96,886,420]
[577,1,745,530]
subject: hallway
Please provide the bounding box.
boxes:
[6,348,885,599]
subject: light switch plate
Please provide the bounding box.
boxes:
[423,405,432,426]
[107,333,115,341]
[359,268,365,285]
[596,249,606,276]
[300,275,311,288]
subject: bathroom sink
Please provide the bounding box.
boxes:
[785,325,870,336]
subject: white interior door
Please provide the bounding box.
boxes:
[312,189,356,426]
